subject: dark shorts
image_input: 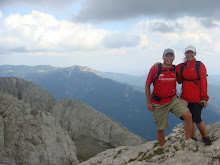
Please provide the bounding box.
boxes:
[188,103,202,124]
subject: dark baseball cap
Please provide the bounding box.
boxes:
[163,48,174,56]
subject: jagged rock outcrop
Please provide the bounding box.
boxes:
[0,77,146,162]
[80,122,220,165]
[51,99,145,162]
[0,92,79,165]
[0,77,56,112]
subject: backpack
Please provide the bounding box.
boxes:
[152,64,177,101]
[153,63,177,86]
[181,61,201,85]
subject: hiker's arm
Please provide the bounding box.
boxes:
[200,63,209,107]
[152,62,161,68]
[145,84,154,111]
[176,64,183,84]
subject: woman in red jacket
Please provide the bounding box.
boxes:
[176,45,211,145]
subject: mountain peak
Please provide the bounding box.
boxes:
[68,65,101,76]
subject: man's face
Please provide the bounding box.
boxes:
[163,53,174,65]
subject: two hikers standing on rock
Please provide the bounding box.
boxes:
[145,45,211,146]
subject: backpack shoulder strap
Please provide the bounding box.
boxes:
[196,61,201,79]
[173,65,178,78]
[153,63,162,86]
[181,62,186,73]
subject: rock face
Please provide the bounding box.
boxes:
[0,92,79,165]
[0,77,56,112]
[80,122,220,165]
[51,99,145,162]
[0,77,146,163]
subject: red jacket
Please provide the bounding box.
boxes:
[146,66,177,105]
[177,59,209,103]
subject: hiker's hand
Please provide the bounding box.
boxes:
[152,62,161,68]
[147,103,154,111]
[200,100,208,108]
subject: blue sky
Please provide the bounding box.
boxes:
[0,0,220,75]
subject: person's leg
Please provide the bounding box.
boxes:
[181,111,192,140]
[196,122,208,137]
[170,96,192,140]
[190,103,211,145]
[191,122,197,139]
[197,122,211,145]
[188,103,197,139]
[157,130,165,146]
[153,103,169,146]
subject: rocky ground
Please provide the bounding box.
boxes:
[80,122,220,165]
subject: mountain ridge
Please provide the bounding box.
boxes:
[0,65,219,140]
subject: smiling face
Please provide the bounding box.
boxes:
[163,53,175,66]
[185,50,196,62]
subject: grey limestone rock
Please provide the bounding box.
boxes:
[0,77,56,112]
[0,92,79,165]
[0,115,4,149]
[80,122,220,165]
[51,99,146,162]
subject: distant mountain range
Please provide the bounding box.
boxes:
[0,65,219,140]
[101,71,220,115]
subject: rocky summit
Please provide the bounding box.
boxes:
[0,91,78,165]
[0,77,56,112]
[80,122,220,165]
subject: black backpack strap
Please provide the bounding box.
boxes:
[173,65,178,78]
[182,61,201,85]
[153,63,162,86]
[181,62,186,73]
[196,61,201,79]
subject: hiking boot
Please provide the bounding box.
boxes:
[191,137,197,141]
[202,137,211,145]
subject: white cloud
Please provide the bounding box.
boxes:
[0,10,3,18]
[0,10,144,54]
[0,10,108,52]
[1,9,220,75]
[136,17,220,48]
[102,32,140,48]
[134,16,220,70]
[138,35,149,49]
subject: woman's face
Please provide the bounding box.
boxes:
[185,50,196,62]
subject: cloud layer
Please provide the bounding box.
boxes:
[0,10,3,18]
[0,0,78,9]
[0,2,220,74]
[0,10,141,53]
[74,0,220,22]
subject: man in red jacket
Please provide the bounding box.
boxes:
[145,48,192,146]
